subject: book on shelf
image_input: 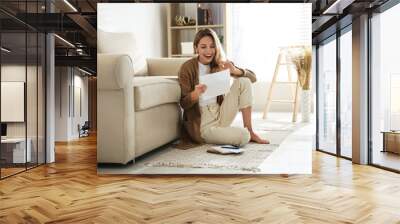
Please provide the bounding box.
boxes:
[197,7,212,25]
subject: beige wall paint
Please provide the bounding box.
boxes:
[1,65,42,138]
[1,64,45,163]
[55,67,89,141]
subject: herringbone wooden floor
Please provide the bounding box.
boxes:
[1,134,400,224]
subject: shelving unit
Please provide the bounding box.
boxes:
[167,3,227,58]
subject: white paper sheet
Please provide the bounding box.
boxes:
[199,69,230,100]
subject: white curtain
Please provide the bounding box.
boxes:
[228,3,311,82]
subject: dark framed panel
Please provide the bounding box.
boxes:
[315,23,353,161]
[0,0,47,180]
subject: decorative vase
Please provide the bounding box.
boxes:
[301,89,311,123]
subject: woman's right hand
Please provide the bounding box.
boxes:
[191,84,207,101]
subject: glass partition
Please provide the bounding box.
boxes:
[1,30,28,178]
[0,1,46,179]
[317,35,337,155]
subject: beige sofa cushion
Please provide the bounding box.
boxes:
[147,57,189,76]
[98,30,148,76]
[134,77,180,111]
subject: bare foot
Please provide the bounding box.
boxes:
[250,131,270,144]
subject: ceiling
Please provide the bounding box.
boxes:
[0,0,99,74]
[0,0,393,75]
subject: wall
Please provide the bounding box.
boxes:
[55,67,89,141]
[97,3,168,57]
[55,67,69,141]
[72,73,89,138]
[96,3,313,113]
[1,65,41,138]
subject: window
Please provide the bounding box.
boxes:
[340,27,352,158]
[317,36,337,155]
[370,2,400,171]
[228,3,311,82]
[0,1,46,179]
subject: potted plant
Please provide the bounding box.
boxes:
[289,46,312,122]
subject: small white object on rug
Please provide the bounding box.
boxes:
[207,145,243,155]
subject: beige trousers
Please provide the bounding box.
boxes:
[200,77,252,147]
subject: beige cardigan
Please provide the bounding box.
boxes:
[177,57,256,149]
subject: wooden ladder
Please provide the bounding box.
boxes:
[262,47,300,122]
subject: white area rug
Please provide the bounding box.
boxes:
[144,143,278,173]
[142,116,303,173]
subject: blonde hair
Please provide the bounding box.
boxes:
[193,28,226,70]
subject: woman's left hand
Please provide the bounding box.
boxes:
[220,61,243,76]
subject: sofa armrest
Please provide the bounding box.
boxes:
[146,57,189,76]
[97,53,136,164]
[98,53,135,90]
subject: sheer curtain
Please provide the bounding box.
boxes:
[228,4,311,82]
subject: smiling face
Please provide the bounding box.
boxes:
[195,35,216,65]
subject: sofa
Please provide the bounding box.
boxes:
[97,31,188,164]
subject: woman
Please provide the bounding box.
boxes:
[178,28,269,149]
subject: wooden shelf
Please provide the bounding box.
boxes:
[167,3,227,57]
[197,24,224,29]
[170,26,197,30]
